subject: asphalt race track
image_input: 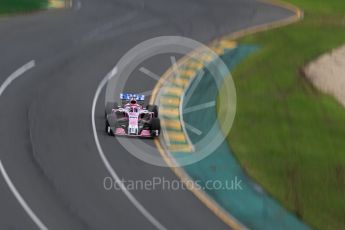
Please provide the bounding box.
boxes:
[0,0,292,229]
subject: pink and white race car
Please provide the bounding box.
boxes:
[105,94,160,138]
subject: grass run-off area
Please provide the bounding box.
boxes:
[0,0,46,15]
[219,0,345,229]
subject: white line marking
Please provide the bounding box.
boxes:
[91,66,167,230]
[0,61,48,230]
[183,101,215,114]
[0,161,48,230]
[0,60,35,97]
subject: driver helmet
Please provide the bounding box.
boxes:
[130,98,137,105]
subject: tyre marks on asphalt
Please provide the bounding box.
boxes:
[0,61,49,230]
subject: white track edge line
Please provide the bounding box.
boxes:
[0,60,35,96]
[0,161,48,230]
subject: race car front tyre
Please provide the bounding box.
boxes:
[150,118,161,136]
[105,120,114,136]
[106,114,117,136]
[147,105,159,118]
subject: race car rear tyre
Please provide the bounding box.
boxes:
[105,102,118,118]
[147,105,158,118]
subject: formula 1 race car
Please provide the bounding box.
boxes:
[105,93,161,138]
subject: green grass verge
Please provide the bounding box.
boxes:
[219,1,345,229]
[0,0,47,15]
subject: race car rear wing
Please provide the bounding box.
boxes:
[120,93,145,101]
